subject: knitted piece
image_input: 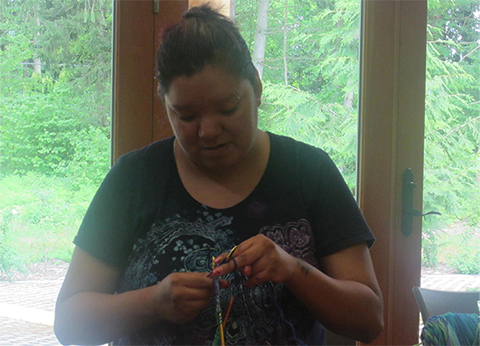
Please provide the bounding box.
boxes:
[421,312,479,346]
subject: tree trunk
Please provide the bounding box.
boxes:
[282,0,288,85]
[33,58,42,75]
[252,0,269,79]
[477,145,480,187]
[344,81,353,107]
[34,12,41,75]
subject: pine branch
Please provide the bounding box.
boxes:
[444,115,480,139]
[459,44,480,62]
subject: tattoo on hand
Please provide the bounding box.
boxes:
[297,260,311,276]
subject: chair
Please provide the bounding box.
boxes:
[412,286,480,323]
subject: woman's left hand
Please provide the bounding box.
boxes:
[210,234,298,288]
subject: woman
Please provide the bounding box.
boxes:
[54,6,383,345]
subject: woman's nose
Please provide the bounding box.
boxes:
[198,114,222,139]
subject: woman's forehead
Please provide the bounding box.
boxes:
[166,66,250,104]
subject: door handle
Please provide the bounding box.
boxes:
[401,168,441,237]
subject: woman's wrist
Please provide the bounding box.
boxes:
[283,257,313,288]
[143,283,166,322]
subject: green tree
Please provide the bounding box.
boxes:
[0,0,113,271]
[0,0,112,179]
[236,0,361,189]
[423,0,480,226]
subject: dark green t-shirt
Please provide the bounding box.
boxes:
[74,132,374,345]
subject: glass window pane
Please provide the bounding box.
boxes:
[235,0,361,192]
[421,0,480,279]
[0,0,113,343]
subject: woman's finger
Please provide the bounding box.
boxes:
[211,236,266,277]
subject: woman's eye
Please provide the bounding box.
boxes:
[168,103,196,122]
[179,114,196,122]
[220,105,238,115]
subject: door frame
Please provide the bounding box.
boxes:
[358,0,427,344]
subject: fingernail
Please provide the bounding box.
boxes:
[220,281,231,289]
[212,267,223,277]
[213,256,223,265]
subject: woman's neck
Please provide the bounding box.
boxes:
[175,131,270,209]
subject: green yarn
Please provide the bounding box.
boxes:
[421,312,479,346]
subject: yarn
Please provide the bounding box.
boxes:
[420,312,479,346]
[212,257,225,346]
[266,282,307,346]
[215,255,308,345]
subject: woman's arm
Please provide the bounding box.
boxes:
[286,242,383,343]
[212,235,383,344]
[54,246,217,345]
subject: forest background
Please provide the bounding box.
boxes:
[1,0,479,276]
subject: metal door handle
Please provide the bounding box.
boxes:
[401,168,441,237]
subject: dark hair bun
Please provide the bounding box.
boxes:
[157,5,255,96]
[183,5,220,20]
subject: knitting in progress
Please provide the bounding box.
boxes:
[211,247,307,346]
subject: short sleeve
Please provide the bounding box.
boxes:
[72,137,181,267]
[73,152,146,266]
[299,145,375,257]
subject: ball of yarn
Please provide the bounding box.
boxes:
[421,312,479,346]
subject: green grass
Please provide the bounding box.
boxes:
[0,173,98,273]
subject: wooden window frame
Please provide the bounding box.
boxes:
[358,1,427,344]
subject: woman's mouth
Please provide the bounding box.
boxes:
[204,143,227,150]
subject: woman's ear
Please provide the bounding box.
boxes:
[254,69,263,107]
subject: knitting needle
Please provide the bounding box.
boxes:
[225,245,237,262]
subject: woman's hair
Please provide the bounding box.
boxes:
[157,5,256,96]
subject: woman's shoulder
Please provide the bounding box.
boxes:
[267,132,332,168]
[98,137,176,189]
[112,136,175,174]
[117,136,175,164]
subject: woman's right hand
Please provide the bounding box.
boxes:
[155,272,229,324]
[55,247,229,345]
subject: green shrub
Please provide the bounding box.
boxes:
[422,227,440,268]
[444,228,480,275]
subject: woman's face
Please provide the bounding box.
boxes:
[164,65,262,171]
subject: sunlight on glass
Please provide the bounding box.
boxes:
[0,0,112,279]
[236,0,361,191]
[421,0,480,277]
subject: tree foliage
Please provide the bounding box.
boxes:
[423,0,480,227]
[0,0,112,182]
[237,0,361,189]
